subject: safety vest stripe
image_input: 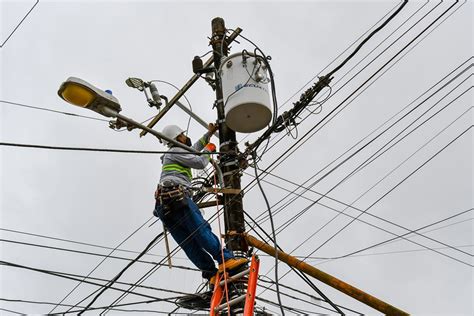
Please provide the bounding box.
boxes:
[162,164,192,179]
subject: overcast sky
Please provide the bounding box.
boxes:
[1,0,472,315]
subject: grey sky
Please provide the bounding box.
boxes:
[1,0,472,315]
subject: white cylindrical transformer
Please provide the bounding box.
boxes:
[220,52,272,133]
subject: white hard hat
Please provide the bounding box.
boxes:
[162,125,185,146]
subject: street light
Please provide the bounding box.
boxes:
[57,77,122,117]
[56,76,205,155]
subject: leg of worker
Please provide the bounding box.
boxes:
[154,201,217,279]
[183,198,234,264]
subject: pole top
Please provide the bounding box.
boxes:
[211,17,226,34]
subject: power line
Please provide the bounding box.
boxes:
[308,126,474,265]
[0,226,178,260]
[262,61,472,232]
[302,87,471,256]
[274,86,472,255]
[50,217,155,313]
[0,142,221,155]
[260,72,471,245]
[0,238,198,271]
[0,100,109,122]
[0,260,179,302]
[252,58,472,227]
[0,0,39,48]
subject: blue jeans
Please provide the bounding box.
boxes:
[154,197,233,279]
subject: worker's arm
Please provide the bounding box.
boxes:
[170,147,211,169]
[193,123,218,151]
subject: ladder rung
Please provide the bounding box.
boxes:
[218,268,250,286]
[214,294,246,312]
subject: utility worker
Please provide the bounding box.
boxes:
[154,123,247,288]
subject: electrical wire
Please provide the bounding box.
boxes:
[0,238,198,271]
[150,79,194,133]
[0,226,178,260]
[326,0,408,77]
[0,260,178,302]
[272,82,473,251]
[0,0,39,48]
[255,68,472,239]
[0,142,221,155]
[241,211,345,315]
[273,82,472,253]
[251,0,463,168]
[0,100,109,122]
[75,229,166,314]
[254,36,470,239]
[252,152,285,316]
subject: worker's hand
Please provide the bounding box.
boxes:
[208,123,218,135]
[205,143,217,152]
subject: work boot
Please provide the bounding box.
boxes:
[208,275,217,291]
[218,257,248,273]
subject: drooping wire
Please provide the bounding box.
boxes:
[273,80,472,252]
[241,211,345,315]
[52,217,156,313]
[150,79,194,133]
[0,238,198,271]
[0,100,109,122]
[251,151,285,316]
[75,230,166,315]
[326,0,408,77]
[0,0,39,48]
[0,142,220,155]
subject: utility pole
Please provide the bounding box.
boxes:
[210,17,248,255]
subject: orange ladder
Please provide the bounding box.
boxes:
[210,255,260,315]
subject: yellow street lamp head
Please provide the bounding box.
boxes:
[58,77,122,117]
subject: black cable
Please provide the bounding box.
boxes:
[252,58,472,226]
[274,81,472,251]
[241,212,345,315]
[76,230,165,314]
[0,238,198,271]
[327,0,408,77]
[322,209,474,261]
[150,79,194,133]
[0,100,109,122]
[273,84,473,254]
[252,152,285,316]
[0,142,222,155]
[0,307,23,315]
[0,260,176,302]
[312,126,473,260]
[252,96,471,257]
[51,217,155,313]
[0,227,169,259]
[253,0,461,167]
[0,0,39,48]
[3,261,191,296]
[261,56,472,232]
[259,70,472,235]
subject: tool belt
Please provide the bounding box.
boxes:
[155,181,188,214]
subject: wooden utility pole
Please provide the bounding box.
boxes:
[210,17,248,255]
